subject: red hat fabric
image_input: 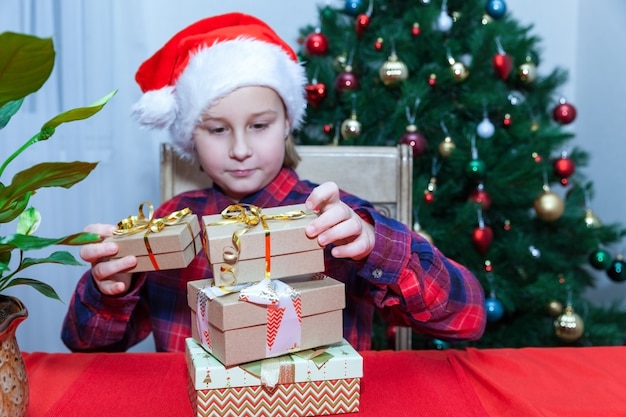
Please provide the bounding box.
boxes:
[131,13,306,160]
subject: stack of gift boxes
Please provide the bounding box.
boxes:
[108,203,363,417]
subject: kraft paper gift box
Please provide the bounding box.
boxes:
[106,205,202,273]
[187,273,345,367]
[185,337,362,417]
[203,203,324,286]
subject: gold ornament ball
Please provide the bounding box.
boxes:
[334,54,348,72]
[534,190,564,221]
[413,222,434,244]
[450,62,469,81]
[340,117,362,140]
[554,306,584,342]
[546,300,563,317]
[530,120,540,131]
[438,136,456,157]
[518,62,537,84]
[584,209,602,228]
[379,53,409,86]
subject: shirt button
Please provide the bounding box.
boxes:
[372,268,383,279]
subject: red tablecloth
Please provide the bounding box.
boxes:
[23,346,626,417]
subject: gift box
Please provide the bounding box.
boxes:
[187,273,345,366]
[106,205,202,273]
[203,203,324,286]
[185,337,362,417]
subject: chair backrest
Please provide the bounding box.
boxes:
[160,142,414,350]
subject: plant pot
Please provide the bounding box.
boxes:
[0,294,29,416]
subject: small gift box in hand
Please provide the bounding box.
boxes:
[203,203,324,286]
[105,202,202,272]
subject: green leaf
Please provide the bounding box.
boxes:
[0,191,30,223]
[21,250,84,268]
[3,277,61,301]
[0,234,63,251]
[0,162,97,220]
[9,161,97,189]
[0,32,54,108]
[42,90,117,130]
[57,232,102,245]
[17,207,41,235]
[0,232,101,251]
[0,250,10,273]
[0,99,24,129]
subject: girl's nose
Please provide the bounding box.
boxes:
[229,131,252,160]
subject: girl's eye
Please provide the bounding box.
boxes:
[204,125,226,134]
[251,122,269,131]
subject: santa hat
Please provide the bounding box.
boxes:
[131,12,307,160]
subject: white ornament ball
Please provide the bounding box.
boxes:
[477,117,495,139]
[437,11,453,32]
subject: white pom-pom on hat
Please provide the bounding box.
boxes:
[131,86,177,129]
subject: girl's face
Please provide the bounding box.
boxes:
[192,86,289,201]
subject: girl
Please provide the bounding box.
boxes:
[62,12,486,352]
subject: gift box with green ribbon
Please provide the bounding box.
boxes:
[106,202,202,272]
[185,336,362,417]
[203,203,324,286]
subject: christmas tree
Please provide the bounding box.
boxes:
[295,0,626,349]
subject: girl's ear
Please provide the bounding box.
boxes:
[284,118,291,138]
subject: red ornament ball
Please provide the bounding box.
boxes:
[305,82,327,107]
[334,69,360,93]
[553,155,575,186]
[356,14,370,37]
[374,37,383,51]
[469,189,492,210]
[423,191,435,204]
[472,225,493,255]
[552,100,577,124]
[492,53,513,80]
[428,73,437,87]
[400,126,428,156]
[502,113,512,128]
[412,23,421,36]
[323,124,332,134]
[385,324,397,348]
[305,32,329,55]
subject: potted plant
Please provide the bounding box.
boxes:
[0,31,115,416]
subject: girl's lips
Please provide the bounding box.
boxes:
[228,169,255,178]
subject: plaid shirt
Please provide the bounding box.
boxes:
[62,167,486,352]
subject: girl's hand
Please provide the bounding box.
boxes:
[305,182,375,260]
[79,224,136,296]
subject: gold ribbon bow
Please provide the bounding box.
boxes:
[113,201,195,270]
[206,204,312,284]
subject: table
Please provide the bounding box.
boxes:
[23,346,626,417]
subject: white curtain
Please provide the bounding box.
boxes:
[0,0,320,352]
[1,0,625,352]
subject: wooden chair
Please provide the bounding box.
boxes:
[160,142,414,350]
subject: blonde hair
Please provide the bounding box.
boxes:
[283,134,301,169]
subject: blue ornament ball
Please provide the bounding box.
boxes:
[607,258,626,282]
[429,339,451,350]
[485,0,507,19]
[485,297,504,322]
[344,0,363,16]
